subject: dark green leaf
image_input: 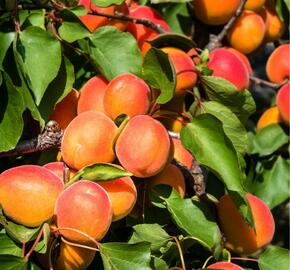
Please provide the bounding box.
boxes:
[150,256,168,270]
[259,246,290,270]
[16,26,62,105]
[0,233,22,257]
[248,125,289,157]
[142,48,175,104]
[0,255,27,270]
[91,0,125,7]
[0,32,15,71]
[99,242,151,270]
[89,26,142,80]
[201,76,256,123]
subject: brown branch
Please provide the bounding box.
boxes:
[206,0,247,51]
[0,121,63,158]
[250,76,288,90]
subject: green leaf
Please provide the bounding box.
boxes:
[91,0,125,7]
[245,156,290,209]
[0,72,25,152]
[0,32,15,71]
[88,26,142,80]
[203,101,248,155]
[15,26,62,105]
[34,223,50,254]
[259,246,290,270]
[0,233,22,257]
[128,224,172,253]
[151,0,191,3]
[0,255,27,270]
[142,48,176,104]
[248,124,289,157]
[150,256,168,270]
[99,242,151,270]
[201,76,256,123]
[19,9,46,29]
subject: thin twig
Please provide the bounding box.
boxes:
[250,76,288,90]
[206,0,247,51]
[172,236,186,270]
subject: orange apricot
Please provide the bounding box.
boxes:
[61,111,118,170]
[49,89,79,130]
[227,10,266,54]
[0,165,64,227]
[161,47,197,93]
[256,106,283,130]
[115,115,172,178]
[55,180,112,244]
[266,44,290,83]
[208,48,249,90]
[244,0,265,11]
[77,75,108,115]
[43,162,76,182]
[103,73,151,120]
[156,110,185,133]
[208,261,244,270]
[172,138,194,170]
[193,0,241,25]
[276,82,290,124]
[226,47,253,75]
[217,193,275,254]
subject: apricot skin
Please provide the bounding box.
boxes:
[115,115,172,178]
[61,111,118,170]
[244,0,265,11]
[276,83,290,124]
[256,106,282,130]
[55,180,112,244]
[266,44,290,83]
[207,261,244,270]
[103,73,151,120]
[43,162,76,182]
[0,165,64,227]
[217,193,275,254]
[172,138,193,170]
[226,47,252,75]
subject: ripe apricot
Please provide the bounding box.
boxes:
[266,44,290,83]
[226,47,252,75]
[43,162,76,182]
[55,180,112,244]
[227,11,266,54]
[115,115,172,177]
[61,111,118,170]
[161,47,197,93]
[103,73,151,120]
[77,75,108,115]
[217,193,275,254]
[276,82,290,124]
[244,0,265,11]
[156,110,185,133]
[208,261,244,270]
[172,138,193,170]
[0,165,64,227]
[208,48,249,90]
[256,106,283,130]
[98,172,137,221]
[49,89,79,130]
[193,0,241,25]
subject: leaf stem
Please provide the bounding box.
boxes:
[172,236,186,270]
[24,228,44,261]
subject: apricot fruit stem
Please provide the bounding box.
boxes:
[25,228,44,261]
[172,236,186,270]
[250,76,288,90]
[201,255,214,269]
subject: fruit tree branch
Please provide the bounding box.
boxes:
[206,0,247,51]
[250,76,288,90]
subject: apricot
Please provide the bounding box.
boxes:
[43,162,76,182]
[98,171,137,221]
[227,10,266,54]
[266,44,290,83]
[77,75,108,115]
[193,0,241,25]
[256,106,283,130]
[207,48,249,90]
[276,82,290,124]
[103,73,151,120]
[207,261,244,270]
[61,111,118,170]
[55,180,112,244]
[244,0,265,11]
[217,193,275,254]
[226,47,252,75]
[156,110,185,133]
[0,165,64,227]
[161,47,197,93]
[115,115,172,178]
[147,164,186,198]
[49,89,79,130]
[172,138,194,170]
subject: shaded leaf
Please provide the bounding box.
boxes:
[0,32,15,71]
[34,223,50,254]
[259,246,290,270]
[0,255,27,270]
[0,233,22,257]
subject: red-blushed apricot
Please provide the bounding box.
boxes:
[193,0,241,25]
[103,73,151,120]
[217,193,275,254]
[172,138,194,170]
[256,106,283,130]
[49,89,79,130]
[244,0,265,11]
[276,82,290,124]
[227,11,266,54]
[266,44,290,83]
[147,164,186,198]
[207,261,244,270]
[208,48,249,90]
[161,47,197,93]
[226,47,253,75]
[98,171,137,221]
[61,111,118,170]
[0,165,64,227]
[43,162,76,182]
[55,180,112,244]
[115,115,173,178]
[77,75,108,115]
